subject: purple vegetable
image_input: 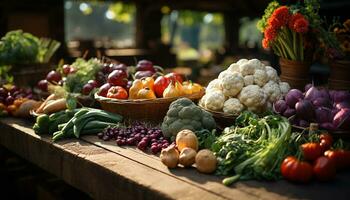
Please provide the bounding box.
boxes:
[320,122,336,130]
[135,70,155,79]
[333,108,350,130]
[304,83,313,92]
[335,101,350,110]
[283,108,296,118]
[329,90,350,103]
[313,97,332,108]
[305,86,329,102]
[273,100,288,114]
[299,119,310,128]
[285,89,304,108]
[295,99,314,120]
[315,107,332,123]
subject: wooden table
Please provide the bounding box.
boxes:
[1,118,349,200]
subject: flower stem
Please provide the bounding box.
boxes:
[299,33,304,61]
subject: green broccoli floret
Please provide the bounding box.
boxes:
[161,98,216,138]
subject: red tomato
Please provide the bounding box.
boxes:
[319,133,333,151]
[281,156,313,182]
[301,142,324,161]
[313,156,336,181]
[154,76,171,97]
[165,72,183,83]
[107,86,128,99]
[324,149,350,170]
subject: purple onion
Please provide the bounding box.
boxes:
[285,89,304,108]
[304,83,313,92]
[273,99,288,114]
[329,90,350,103]
[315,107,332,123]
[283,108,296,118]
[320,122,336,130]
[313,97,332,108]
[295,99,315,120]
[305,86,329,102]
[299,120,310,128]
[333,108,350,130]
[335,101,350,110]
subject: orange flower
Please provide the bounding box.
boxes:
[293,18,309,33]
[262,38,269,49]
[288,13,304,30]
[264,25,278,41]
[271,6,291,27]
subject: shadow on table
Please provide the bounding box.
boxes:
[235,171,350,200]
[168,166,223,184]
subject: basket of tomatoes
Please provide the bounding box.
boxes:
[94,60,204,124]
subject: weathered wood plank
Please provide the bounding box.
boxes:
[0,118,230,200]
[81,134,350,200]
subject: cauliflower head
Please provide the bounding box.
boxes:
[263,80,282,102]
[239,63,255,76]
[161,98,216,138]
[218,70,232,80]
[265,66,279,82]
[223,98,244,115]
[248,59,265,70]
[279,82,290,96]
[203,90,226,111]
[206,79,222,93]
[253,69,268,87]
[236,59,248,66]
[227,63,240,73]
[243,75,254,86]
[238,85,267,108]
[220,72,244,97]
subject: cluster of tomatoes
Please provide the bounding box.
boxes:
[281,133,350,182]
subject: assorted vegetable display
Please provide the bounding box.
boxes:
[1,53,350,189]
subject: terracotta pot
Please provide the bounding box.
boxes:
[10,63,53,87]
[279,58,311,90]
[329,60,350,90]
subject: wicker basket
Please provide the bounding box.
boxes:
[199,106,237,129]
[95,90,204,124]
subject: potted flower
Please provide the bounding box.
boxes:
[323,19,350,90]
[258,1,318,89]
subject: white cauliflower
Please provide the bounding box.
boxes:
[236,59,248,66]
[218,70,232,80]
[263,80,282,102]
[206,79,222,93]
[220,72,244,97]
[227,63,240,73]
[239,63,255,76]
[253,69,268,87]
[243,75,254,86]
[248,59,265,70]
[203,90,226,111]
[265,66,279,82]
[223,98,244,115]
[238,85,267,108]
[279,82,290,96]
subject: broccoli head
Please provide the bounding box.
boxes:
[161,98,216,138]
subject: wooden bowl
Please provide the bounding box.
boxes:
[95,90,204,125]
[199,106,237,129]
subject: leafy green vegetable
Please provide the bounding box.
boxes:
[196,129,218,149]
[257,1,280,32]
[212,112,298,185]
[64,58,102,93]
[0,30,60,64]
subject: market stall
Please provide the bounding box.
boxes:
[0,0,350,199]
